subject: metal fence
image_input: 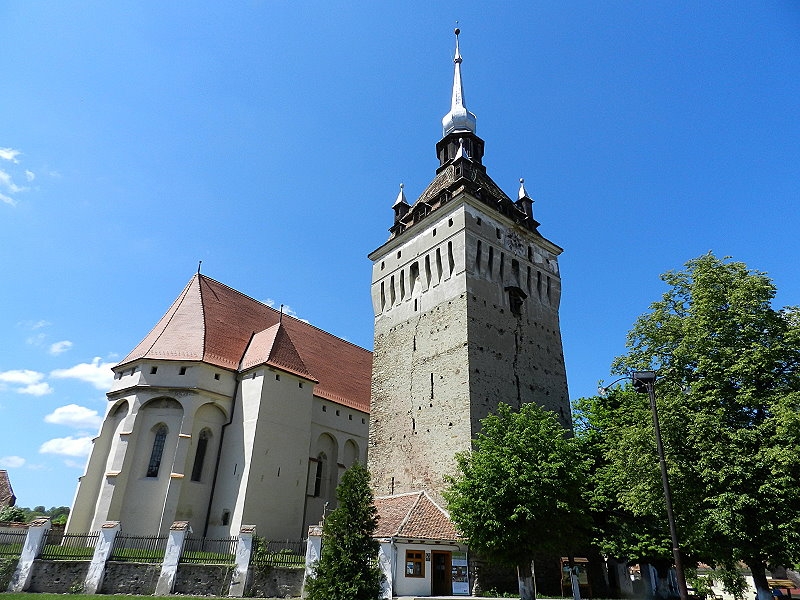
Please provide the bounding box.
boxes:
[180,535,238,565]
[39,530,100,560]
[0,529,27,557]
[250,538,305,568]
[109,533,168,563]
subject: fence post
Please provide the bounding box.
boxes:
[155,521,190,596]
[84,521,120,594]
[7,517,50,592]
[301,524,323,598]
[228,525,256,597]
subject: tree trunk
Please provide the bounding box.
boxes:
[747,559,773,600]
[518,561,536,600]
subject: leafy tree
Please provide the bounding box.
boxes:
[304,461,384,600]
[444,402,589,600]
[0,506,26,523]
[580,253,800,600]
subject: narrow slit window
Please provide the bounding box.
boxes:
[146,425,168,478]
[424,255,432,287]
[488,246,494,277]
[400,270,406,300]
[435,249,443,282]
[448,241,455,275]
[475,240,482,273]
[191,429,210,482]
[390,275,396,305]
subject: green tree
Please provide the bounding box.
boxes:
[304,461,384,600]
[582,253,800,600]
[444,402,588,600]
[0,506,26,523]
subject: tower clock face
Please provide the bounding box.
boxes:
[506,231,524,254]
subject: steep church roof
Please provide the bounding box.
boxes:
[120,274,371,412]
[374,491,461,541]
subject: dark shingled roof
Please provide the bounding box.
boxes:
[374,491,461,541]
[119,274,371,413]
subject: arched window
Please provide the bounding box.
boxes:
[146,424,168,478]
[191,429,211,482]
[314,452,327,497]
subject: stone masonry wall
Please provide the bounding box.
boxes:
[27,559,90,593]
[247,565,304,598]
[172,563,234,596]
[101,561,161,595]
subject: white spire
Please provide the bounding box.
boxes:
[518,178,529,200]
[442,28,477,137]
[392,183,408,208]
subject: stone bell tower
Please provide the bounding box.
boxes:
[368,30,570,501]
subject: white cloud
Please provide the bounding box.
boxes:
[39,436,93,457]
[64,459,86,469]
[50,357,116,390]
[0,191,16,206]
[0,148,21,163]
[19,382,54,396]
[44,404,102,430]
[0,370,53,395]
[261,299,308,323]
[0,169,27,194]
[0,456,26,468]
[25,170,35,182]
[0,369,44,385]
[49,340,73,355]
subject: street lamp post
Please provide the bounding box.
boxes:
[631,371,689,600]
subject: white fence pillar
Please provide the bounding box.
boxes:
[228,525,255,597]
[155,520,190,596]
[377,540,394,600]
[84,521,120,594]
[301,524,323,598]
[7,517,50,592]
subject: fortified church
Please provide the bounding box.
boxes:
[66,31,570,597]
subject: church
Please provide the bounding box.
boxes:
[66,29,569,597]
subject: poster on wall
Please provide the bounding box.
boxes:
[451,552,469,595]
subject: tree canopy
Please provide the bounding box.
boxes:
[304,461,384,600]
[576,254,800,599]
[444,402,588,600]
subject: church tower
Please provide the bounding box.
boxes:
[368,30,570,501]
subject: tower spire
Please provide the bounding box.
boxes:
[442,28,477,137]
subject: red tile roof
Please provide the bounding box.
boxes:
[374,491,461,541]
[120,274,371,413]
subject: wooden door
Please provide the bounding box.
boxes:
[431,551,453,596]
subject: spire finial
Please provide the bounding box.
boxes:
[518,178,529,200]
[197,260,202,274]
[442,27,477,136]
[392,182,408,208]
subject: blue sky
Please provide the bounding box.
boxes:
[1,2,798,509]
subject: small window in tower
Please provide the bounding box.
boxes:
[506,286,527,317]
[362,417,366,424]
[299,382,303,388]
[221,510,230,526]
[496,227,501,239]
[476,217,482,226]
[322,405,327,412]
[380,281,386,311]
[214,373,220,380]
[488,246,494,277]
[397,251,402,259]
[336,409,340,416]
[349,414,353,420]
[381,261,385,270]
[179,366,187,375]
[432,228,437,237]
[528,246,533,262]
[400,270,406,300]
[150,366,158,375]
[390,276,396,305]
[449,218,453,227]
[435,249,443,282]
[275,374,280,381]
[475,240,482,273]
